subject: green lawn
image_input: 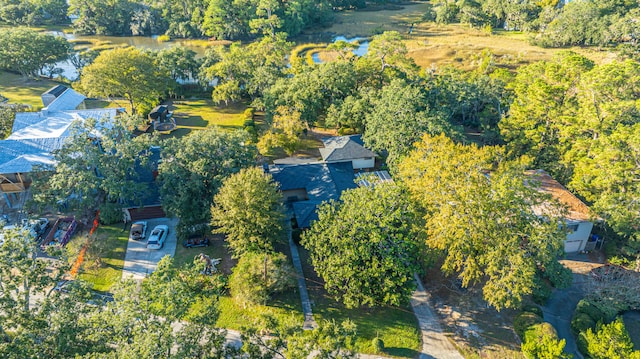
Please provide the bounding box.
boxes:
[76,224,129,292]
[0,71,65,109]
[297,245,421,357]
[168,99,248,138]
[174,233,304,330]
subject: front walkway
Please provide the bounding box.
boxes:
[411,273,464,359]
[287,223,318,330]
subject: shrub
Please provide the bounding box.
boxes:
[521,323,569,359]
[157,34,170,42]
[372,337,384,353]
[532,279,553,305]
[583,318,635,359]
[576,299,606,323]
[228,252,295,307]
[522,304,544,317]
[98,202,123,225]
[514,311,543,340]
[571,312,596,336]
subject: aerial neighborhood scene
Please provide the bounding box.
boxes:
[1,0,639,357]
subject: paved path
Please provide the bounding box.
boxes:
[287,223,317,330]
[122,218,178,280]
[542,278,585,359]
[411,274,464,359]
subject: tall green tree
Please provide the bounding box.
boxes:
[228,252,295,307]
[78,47,170,114]
[302,183,421,308]
[211,167,285,257]
[362,78,461,166]
[159,127,256,228]
[0,28,69,78]
[398,134,571,310]
[500,52,594,181]
[31,118,155,219]
[257,106,306,156]
[202,34,291,105]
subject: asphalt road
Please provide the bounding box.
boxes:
[122,217,178,280]
[542,273,586,359]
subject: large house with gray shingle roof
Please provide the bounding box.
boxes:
[0,86,120,208]
[269,162,357,228]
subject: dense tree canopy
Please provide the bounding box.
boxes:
[398,134,571,310]
[302,183,422,308]
[78,47,170,114]
[362,79,461,165]
[211,167,285,257]
[68,0,335,39]
[31,118,155,219]
[202,34,291,105]
[0,28,69,78]
[158,127,256,229]
[0,0,68,25]
[502,52,640,240]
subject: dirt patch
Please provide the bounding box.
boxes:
[422,267,524,358]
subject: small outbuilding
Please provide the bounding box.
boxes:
[149,105,176,133]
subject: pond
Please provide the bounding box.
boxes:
[311,36,370,64]
[50,32,206,81]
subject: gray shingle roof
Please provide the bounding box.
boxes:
[270,162,357,228]
[319,135,376,162]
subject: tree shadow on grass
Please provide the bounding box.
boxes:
[175,115,207,128]
[384,347,420,358]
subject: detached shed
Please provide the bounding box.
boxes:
[149,105,176,133]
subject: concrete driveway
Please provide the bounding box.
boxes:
[122,218,178,280]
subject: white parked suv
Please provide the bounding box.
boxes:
[146,225,169,250]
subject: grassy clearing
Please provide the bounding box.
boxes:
[308,1,617,69]
[216,291,304,331]
[76,224,129,292]
[168,99,247,138]
[0,71,64,109]
[297,246,421,357]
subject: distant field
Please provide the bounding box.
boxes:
[309,1,618,69]
[0,71,64,109]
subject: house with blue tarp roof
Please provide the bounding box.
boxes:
[0,86,120,208]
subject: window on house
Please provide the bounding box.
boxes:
[566,223,579,233]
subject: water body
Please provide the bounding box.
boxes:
[312,36,370,64]
[50,32,205,81]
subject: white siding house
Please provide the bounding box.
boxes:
[527,170,599,253]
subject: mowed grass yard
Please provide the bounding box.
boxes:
[173,233,305,331]
[0,71,65,109]
[168,99,248,138]
[67,224,130,292]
